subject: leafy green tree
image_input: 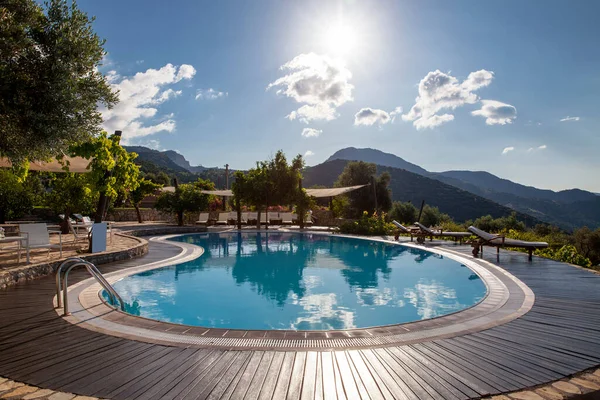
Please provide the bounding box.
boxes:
[389,201,418,224]
[0,0,117,164]
[155,179,215,226]
[232,165,270,229]
[46,173,97,231]
[0,170,34,223]
[69,132,140,221]
[129,179,162,223]
[573,227,600,266]
[335,161,391,218]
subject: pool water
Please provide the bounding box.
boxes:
[109,233,486,331]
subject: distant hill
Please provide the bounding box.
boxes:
[326,147,428,176]
[435,170,598,203]
[125,146,207,173]
[327,147,599,229]
[303,159,541,226]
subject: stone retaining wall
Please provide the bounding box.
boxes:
[121,226,208,237]
[0,233,148,290]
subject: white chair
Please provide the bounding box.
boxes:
[268,212,280,224]
[260,212,268,225]
[216,212,229,225]
[196,212,210,225]
[67,219,90,244]
[281,213,293,225]
[18,223,62,259]
[247,212,258,224]
[228,211,238,224]
[240,212,249,224]
[291,213,298,224]
[304,213,313,226]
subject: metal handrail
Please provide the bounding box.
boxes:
[56,258,125,316]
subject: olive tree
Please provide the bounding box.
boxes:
[129,178,162,223]
[155,178,215,226]
[0,170,34,223]
[0,0,117,164]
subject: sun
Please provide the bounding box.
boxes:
[324,24,357,55]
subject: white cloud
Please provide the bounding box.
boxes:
[100,63,196,142]
[527,144,547,152]
[353,106,403,127]
[267,53,354,123]
[402,69,493,129]
[560,116,580,122]
[472,100,517,125]
[502,146,515,155]
[195,88,228,100]
[301,128,322,138]
[304,150,315,157]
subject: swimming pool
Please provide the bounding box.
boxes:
[109,232,487,331]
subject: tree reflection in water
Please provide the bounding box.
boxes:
[112,233,487,330]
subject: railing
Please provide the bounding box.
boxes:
[56,257,125,316]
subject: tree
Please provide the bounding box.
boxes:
[335,161,392,218]
[420,205,443,227]
[69,132,140,222]
[129,179,162,224]
[45,173,96,231]
[0,0,117,164]
[232,165,269,229]
[389,201,418,224]
[155,179,215,226]
[573,227,600,266]
[0,170,34,223]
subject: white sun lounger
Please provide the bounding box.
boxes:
[268,212,280,224]
[247,212,258,224]
[196,212,210,225]
[216,212,229,225]
[281,213,293,225]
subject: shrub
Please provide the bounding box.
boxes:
[537,245,592,268]
[389,201,417,225]
[339,211,395,236]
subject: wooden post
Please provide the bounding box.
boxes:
[298,179,305,230]
[371,176,377,212]
[417,200,425,223]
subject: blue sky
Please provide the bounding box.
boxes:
[83,0,600,192]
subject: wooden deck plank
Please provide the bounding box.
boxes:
[321,352,338,400]
[257,352,285,400]
[271,352,296,400]
[334,351,361,400]
[300,352,318,400]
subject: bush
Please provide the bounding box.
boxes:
[339,211,395,236]
[389,201,417,225]
[473,212,526,232]
[537,245,592,268]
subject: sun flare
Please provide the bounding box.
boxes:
[324,24,357,55]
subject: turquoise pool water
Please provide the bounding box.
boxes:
[109,233,486,331]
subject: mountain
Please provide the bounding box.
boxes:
[326,147,428,176]
[304,159,541,226]
[125,146,207,173]
[435,170,598,203]
[124,146,190,173]
[324,147,600,230]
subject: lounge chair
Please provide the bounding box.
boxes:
[216,212,229,225]
[281,213,293,225]
[468,226,548,261]
[304,213,313,226]
[247,212,258,225]
[67,219,90,244]
[290,213,298,224]
[268,212,281,224]
[228,211,238,224]
[18,223,62,258]
[196,212,210,225]
[260,212,268,225]
[415,222,472,244]
[392,221,415,241]
[240,212,249,224]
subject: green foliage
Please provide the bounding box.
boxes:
[45,173,97,217]
[335,161,392,218]
[129,178,162,223]
[339,211,395,236]
[389,201,418,224]
[69,132,140,201]
[472,212,526,233]
[155,179,215,226]
[0,170,34,223]
[419,205,450,227]
[573,227,600,266]
[536,245,592,268]
[331,196,350,218]
[144,171,171,186]
[0,0,117,163]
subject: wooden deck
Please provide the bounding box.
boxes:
[1,240,600,399]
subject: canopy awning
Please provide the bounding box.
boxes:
[195,184,367,198]
[0,156,91,173]
[305,184,368,198]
